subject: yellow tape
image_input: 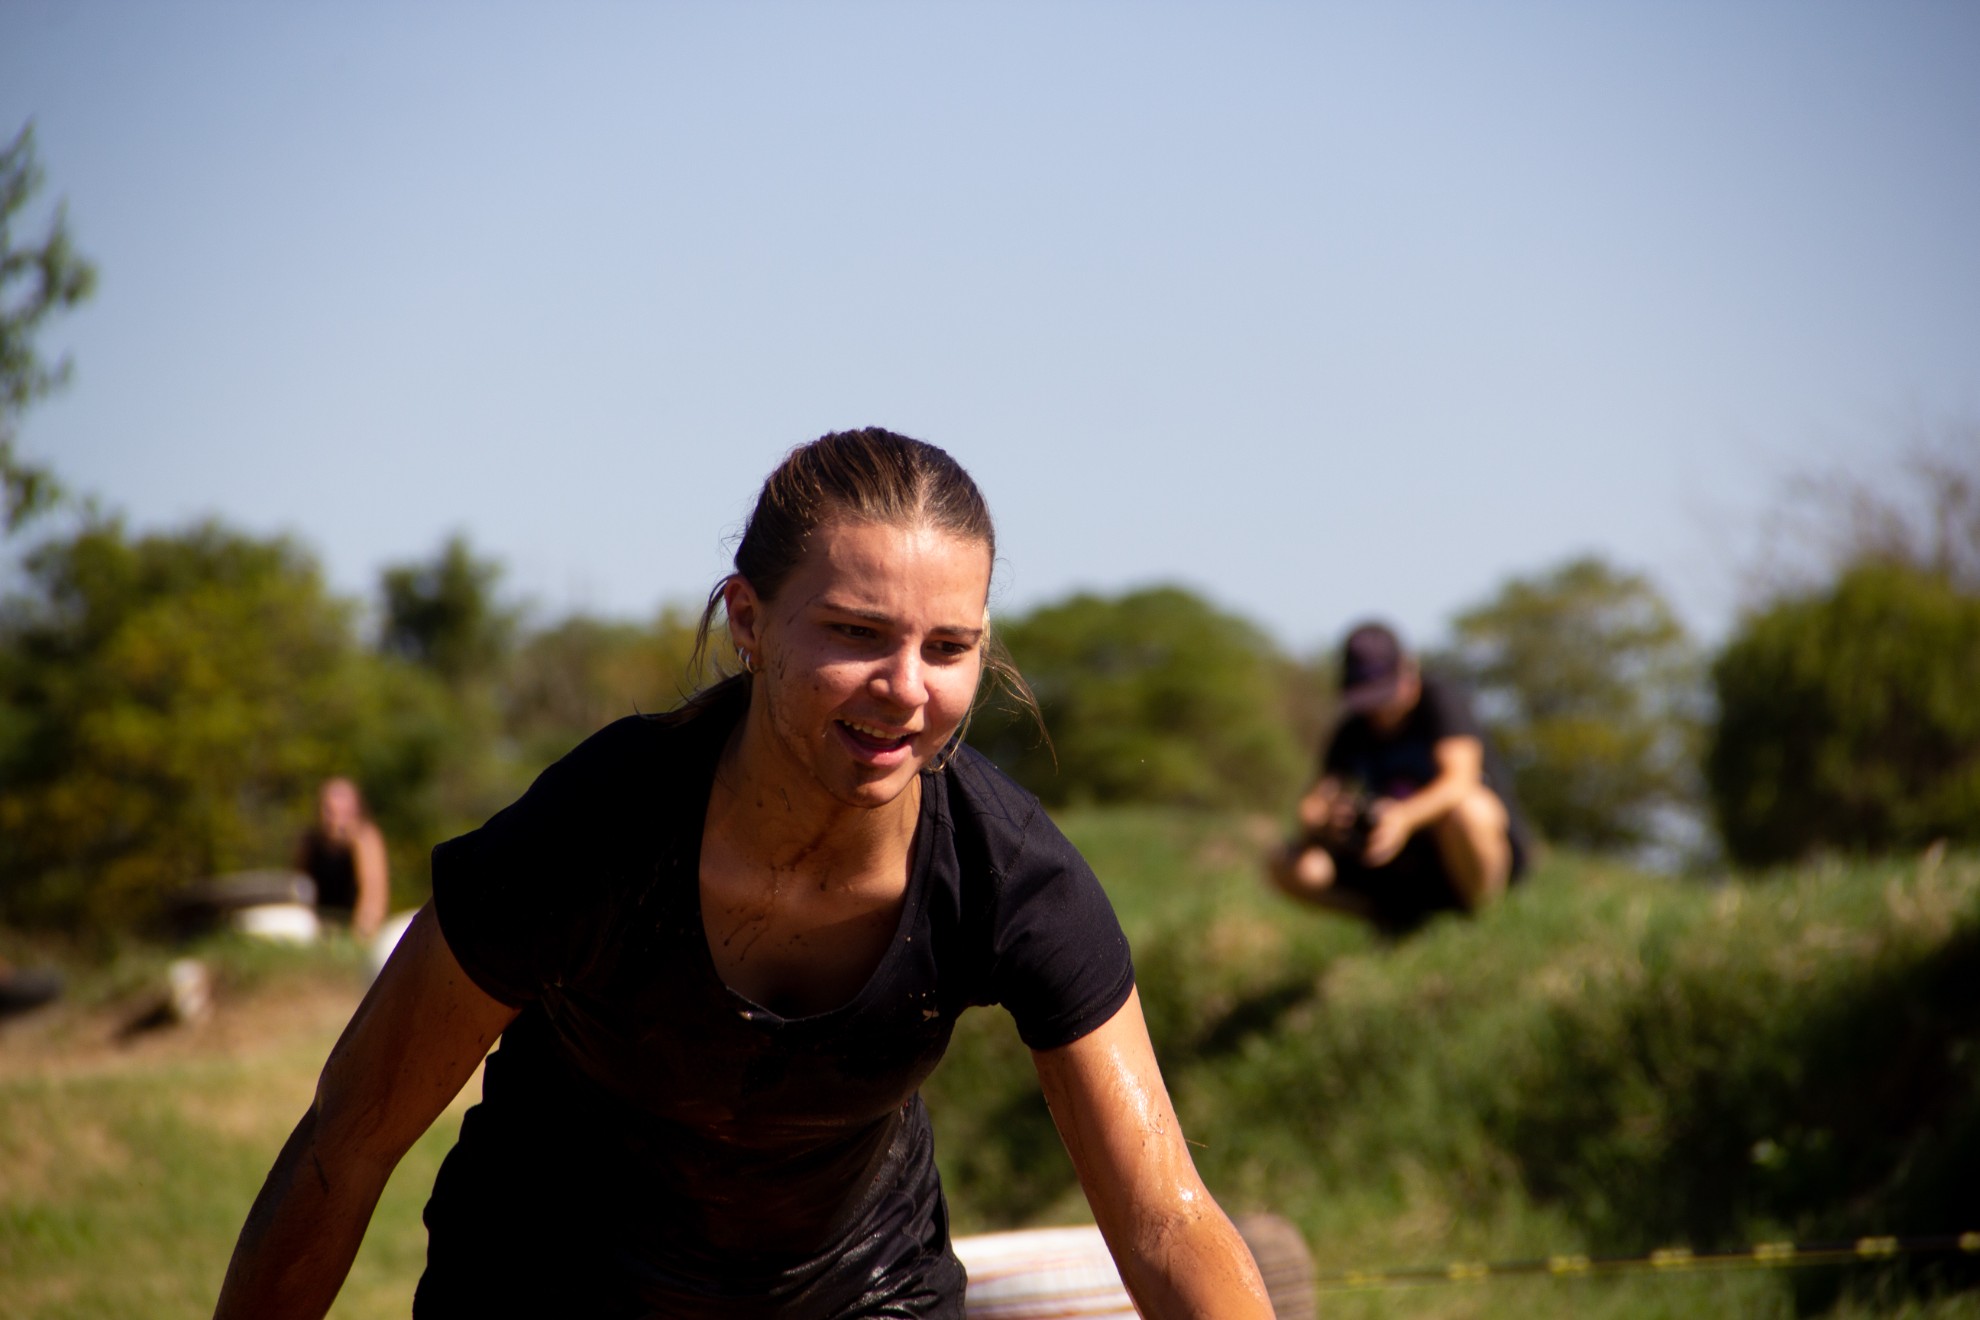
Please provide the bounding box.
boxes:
[1313,1231,1980,1292]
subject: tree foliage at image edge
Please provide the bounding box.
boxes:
[1708,560,1980,867]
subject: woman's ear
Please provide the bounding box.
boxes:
[723,575,763,658]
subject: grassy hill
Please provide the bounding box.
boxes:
[930,812,1980,1318]
[3,813,1977,1318]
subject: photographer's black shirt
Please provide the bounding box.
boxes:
[1323,674,1523,825]
[418,685,1135,1318]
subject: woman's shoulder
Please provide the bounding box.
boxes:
[941,743,1044,829]
[562,683,743,771]
[938,743,1092,882]
[505,694,738,830]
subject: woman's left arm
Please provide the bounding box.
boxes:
[1032,987,1275,1318]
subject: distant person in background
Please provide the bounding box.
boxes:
[1269,622,1529,934]
[296,777,389,942]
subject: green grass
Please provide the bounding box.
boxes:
[924,810,1980,1318]
[4,818,1978,1317]
[0,939,453,1320]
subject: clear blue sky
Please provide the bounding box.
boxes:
[5,2,1976,655]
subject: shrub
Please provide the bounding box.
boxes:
[971,585,1305,809]
[1441,555,1704,852]
[1707,561,1980,867]
[0,519,445,932]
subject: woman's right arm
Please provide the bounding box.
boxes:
[213,904,517,1320]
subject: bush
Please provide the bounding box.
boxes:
[970,585,1305,809]
[1707,561,1980,867]
[1441,556,1704,853]
[0,519,446,932]
[926,812,1980,1314]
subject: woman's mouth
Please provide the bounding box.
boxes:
[836,719,915,757]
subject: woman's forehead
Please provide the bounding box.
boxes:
[812,518,989,566]
[797,519,992,601]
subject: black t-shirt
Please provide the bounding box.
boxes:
[1322,674,1522,825]
[418,686,1136,1318]
[299,831,357,914]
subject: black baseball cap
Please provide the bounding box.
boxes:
[1339,621,1406,713]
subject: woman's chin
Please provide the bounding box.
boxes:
[826,750,936,811]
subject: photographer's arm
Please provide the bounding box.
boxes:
[1363,735,1484,863]
[213,906,516,1320]
[1295,774,1349,834]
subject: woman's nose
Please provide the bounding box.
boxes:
[871,645,927,708]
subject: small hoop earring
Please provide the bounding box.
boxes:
[738,647,760,675]
[928,729,963,775]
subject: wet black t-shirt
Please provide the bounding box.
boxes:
[418,688,1136,1318]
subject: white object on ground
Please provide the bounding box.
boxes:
[954,1226,1136,1319]
[167,957,213,1024]
[231,902,321,945]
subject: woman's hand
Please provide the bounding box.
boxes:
[1031,989,1275,1318]
[213,905,517,1320]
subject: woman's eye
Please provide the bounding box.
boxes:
[834,624,877,640]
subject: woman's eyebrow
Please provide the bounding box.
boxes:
[813,597,893,623]
[814,598,984,641]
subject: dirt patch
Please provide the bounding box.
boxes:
[0,971,365,1086]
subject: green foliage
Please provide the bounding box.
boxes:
[379,534,516,685]
[969,585,1306,809]
[929,817,1980,1316]
[1440,555,1704,852]
[0,946,454,1320]
[0,519,441,932]
[1,121,98,532]
[1708,561,1980,868]
[0,511,733,937]
[4,833,1977,1316]
[503,606,706,766]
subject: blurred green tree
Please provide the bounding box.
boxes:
[0,519,437,932]
[970,585,1305,809]
[1707,561,1980,867]
[1,121,97,532]
[1438,555,1703,851]
[503,606,705,767]
[379,533,516,685]
[372,534,544,870]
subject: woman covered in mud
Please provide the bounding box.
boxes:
[214,428,1271,1318]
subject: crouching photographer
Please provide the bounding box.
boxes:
[1268,622,1531,935]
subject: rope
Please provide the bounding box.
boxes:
[1314,1231,1980,1292]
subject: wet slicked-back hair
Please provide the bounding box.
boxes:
[732,427,996,607]
[675,428,1043,760]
